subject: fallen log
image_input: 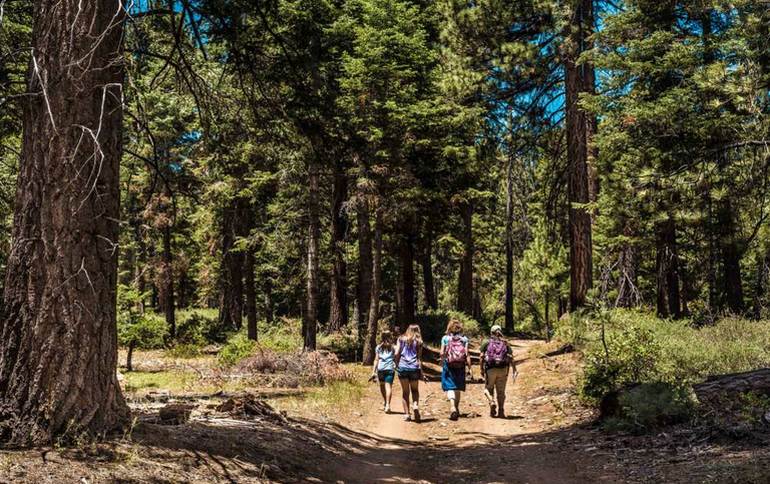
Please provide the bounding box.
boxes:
[694,368,770,402]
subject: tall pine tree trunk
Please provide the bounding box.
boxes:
[656,217,682,319]
[0,0,129,445]
[245,250,258,341]
[304,158,321,350]
[219,200,244,330]
[357,203,373,347]
[398,231,416,330]
[505,154,515,332]
[329,164,348,332]
[363,211,382,365]
[565,0,595,310]
[420,234,437,310]
[615,223,638,308]
[457,202,474,315]
[719,196,744,313]
[162,222,176,338]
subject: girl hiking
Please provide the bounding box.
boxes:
[394,324,423,422]
[440,319,472,421]
[480,324,515,418]
[371,330,396,413]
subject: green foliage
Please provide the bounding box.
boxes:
[258,319,304,353]
[218,333,258,367]
[580,324,661,404]
[175,309,226,346]
[605,383,697,432]
[416,309,481,343]
[118,313,168,351]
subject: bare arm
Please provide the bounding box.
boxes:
[372,349,380,377]
[394,340,402,369]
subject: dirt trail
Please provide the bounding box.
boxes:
[323,339,618,484]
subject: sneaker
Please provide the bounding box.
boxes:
[490,404,497,418]
[403,414,411,422]
[413,408,421,423]
[449,411,459,421]
[385,406,391,414]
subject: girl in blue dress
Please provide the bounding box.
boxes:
[440,320,473,421]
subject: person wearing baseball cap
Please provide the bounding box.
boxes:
[480,325,514,418]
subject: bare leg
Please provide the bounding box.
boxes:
[400,378,411,418]
[410,380,420,421]
[379,382,387,409]
[385,382,393,411]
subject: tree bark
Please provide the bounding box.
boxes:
[615,222,639,308]
[398,232,416,330]
[357,203,373,347]
[565,0,595,310]
[505,155,515,332]
[263,278,274,325]
[655,217,682,319]
[420,234,437,310]
[304,158,320,350]
[362,211,383,365]
[694,368,770,403]
[0,0,129,445]
[161,222,176,339]
[329,164,348,332]
[718,189,744,313]
[457,202,474,315]
[245,250,258,341]
[219,200,244,331]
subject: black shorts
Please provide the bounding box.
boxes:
[397,368,422,381]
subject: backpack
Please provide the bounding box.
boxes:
[445,335,468,368]
[485,338,509,368]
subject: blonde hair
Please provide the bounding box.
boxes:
[445,319,463,335]
[401,324,422,345]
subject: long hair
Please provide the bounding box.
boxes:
[445,319,463,335]
[402,324,422,346]
[379,330,394,349]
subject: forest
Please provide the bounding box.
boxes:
[0,0,769,482]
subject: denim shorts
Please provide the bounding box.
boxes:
[377,370,395,384]
[397,368,422,381]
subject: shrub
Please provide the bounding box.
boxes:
[318,328,359,361]
[605,383,696,432]
[218,333,257,367]
[416,309,481,343]
[580,325,661,404]
[176,309,226,345]
[118,313,168,351]
[258,318,303,352]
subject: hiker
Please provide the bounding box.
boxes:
[440,319,472,421]
[480,324,515,418]
[394,324,424,422]
[371,330,396,413]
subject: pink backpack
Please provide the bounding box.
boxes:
[446,335,467,368]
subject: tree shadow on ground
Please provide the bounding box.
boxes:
[127,415,616,483]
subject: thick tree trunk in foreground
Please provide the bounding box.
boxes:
[357,204,373,346]
[245,250,258,341]
[0,0,129,445]
[362,212,382,365]
[304,159,321,350]
[329,165,348,332]
[420,234,437,310]
[457,202,474,315]
[565,0,595,310]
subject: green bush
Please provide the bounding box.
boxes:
[176,308,226,345]
[258,318,303,352]
[605,383,696,431]
[318,328,359,360]
[416,309,481,343]
[580,325,661,404]
[218,332,257,367]
[118,313,168,351]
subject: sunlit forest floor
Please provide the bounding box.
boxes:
[0,339,766,483]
